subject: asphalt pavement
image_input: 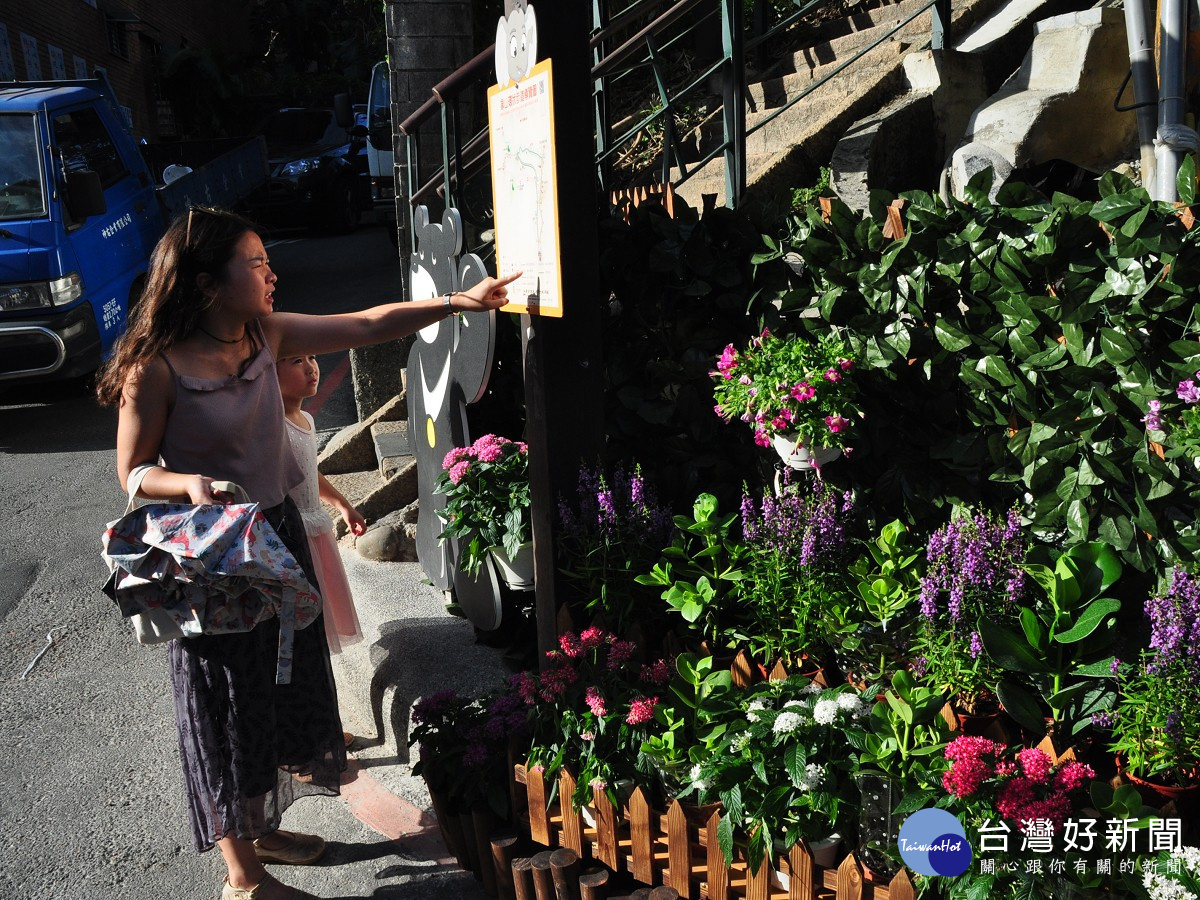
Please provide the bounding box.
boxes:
[0,374,511,900]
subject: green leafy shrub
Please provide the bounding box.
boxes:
[752,166,1200,572]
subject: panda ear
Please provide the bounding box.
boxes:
[414,204,431,233]
[525,5,537,65]
[495,17,508,86]
[440,208,465,258]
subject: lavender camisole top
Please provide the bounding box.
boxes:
[158,324,304,509]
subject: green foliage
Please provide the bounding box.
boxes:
[752,172,1200,572]
[598,201,765,511]
[635,493,748,651]
[982,542,1123,738]
[790,166,832,211]
[847,669,949,799]
[839,518,922,681]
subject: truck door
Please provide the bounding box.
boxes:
[51,104,161,348]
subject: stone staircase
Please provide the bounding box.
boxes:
[319,391,421,561]
[671,0,1053,209]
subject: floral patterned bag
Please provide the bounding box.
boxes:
[101,468,321,684]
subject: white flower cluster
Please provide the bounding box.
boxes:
[773,711,804,734]
[689,763,709,794]
[797,762,826,791]
[746,699,766,723]
[812,698,839,725]
[1142,846,1200,900]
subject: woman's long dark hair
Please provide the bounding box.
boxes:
[95,207,261,406]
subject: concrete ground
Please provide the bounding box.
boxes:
[267,545,515,900]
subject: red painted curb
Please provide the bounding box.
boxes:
[339,756,437,841]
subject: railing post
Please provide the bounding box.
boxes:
[721,0,746,208]
[593,0,611,193]
[930,0,952,50]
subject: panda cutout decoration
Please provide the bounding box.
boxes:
[407,205,504,629]
[495,0,538,87]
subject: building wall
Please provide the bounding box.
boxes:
[1,0,250,140]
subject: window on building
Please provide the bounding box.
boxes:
[106,17,128,60]
[52,107,127,188]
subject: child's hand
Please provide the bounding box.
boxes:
[343,506,366,537]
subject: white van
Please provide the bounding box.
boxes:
[366,61,397,242]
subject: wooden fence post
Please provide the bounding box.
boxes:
[532,850,556,899]
[705,810,728,900]
[550,848,582,899]
[578,867,609,900]
[513,857,536,900]
[492,833,520,900]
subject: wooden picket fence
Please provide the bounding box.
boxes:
[513,763,916,900]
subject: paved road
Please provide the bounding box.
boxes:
[0,224,498,900]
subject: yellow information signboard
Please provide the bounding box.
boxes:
[487,58,563,317]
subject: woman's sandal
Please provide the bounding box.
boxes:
[252,829,327,865]
[221,872,319,899]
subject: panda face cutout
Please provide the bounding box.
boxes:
[495,1,538,86]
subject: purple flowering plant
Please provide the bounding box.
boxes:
[912,506,1028,714]
[433,433,530,577]
[734,474,856,668]
[710,328,860,453]
[556,463,675,635]
[1109,566,1200,784]
[408,685,530,817]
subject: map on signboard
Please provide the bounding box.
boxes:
[487,57,562,317]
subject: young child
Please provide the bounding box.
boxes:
[278,353,366,655]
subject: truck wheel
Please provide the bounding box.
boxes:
[328,180,360,234]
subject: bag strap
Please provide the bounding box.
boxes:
[125,463,159,513]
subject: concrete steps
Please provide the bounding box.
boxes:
[672,0,1005,210]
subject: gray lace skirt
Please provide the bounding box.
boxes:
[168,497,346,852]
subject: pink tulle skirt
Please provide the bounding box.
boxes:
[306,529,363,654]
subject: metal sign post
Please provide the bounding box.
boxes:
[491,0,603,664]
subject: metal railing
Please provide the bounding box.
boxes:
[397,0,950,246]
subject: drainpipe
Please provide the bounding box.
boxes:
[1124,0,1157,190]
[1155,0,1188,201]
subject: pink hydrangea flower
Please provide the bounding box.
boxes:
[442,446,473,470]
[447,460,472,484]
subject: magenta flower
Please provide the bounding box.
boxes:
[839,358,854,371]
[1178,380,1200,404]
[825,415,850,433]
[447,460,472,484]
[442,446,473,470]
[754,429,771,447]
[823,368,842,383]
[790,381,815,402]
[716,343,738,379]
[625,695,659,725]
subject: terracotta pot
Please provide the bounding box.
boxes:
[1117,756,1200,807]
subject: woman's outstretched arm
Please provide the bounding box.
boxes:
[266,272,521,358]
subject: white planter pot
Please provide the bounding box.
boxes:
[771,433,841,470]
[772,832,843,890]
[488,541,534,590]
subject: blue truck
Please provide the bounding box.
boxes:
[0,72,267,384]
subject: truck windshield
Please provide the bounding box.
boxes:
[0,114,47,221]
